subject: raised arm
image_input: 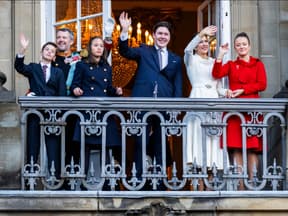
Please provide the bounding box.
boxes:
[104,17,115,56]
[118,11,140,60]
[14,33,32,77]
[184,25,217,67]
[119,11,131,35]
[212,43,230,79]
[19,33,29,56]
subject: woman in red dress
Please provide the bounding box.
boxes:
[212,32,267,188]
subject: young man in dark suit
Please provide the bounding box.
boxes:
[14,34,66,178]
[118,12,183,188]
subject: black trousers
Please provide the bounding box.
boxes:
[26,114,61,177]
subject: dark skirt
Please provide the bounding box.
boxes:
[72,113,121,147]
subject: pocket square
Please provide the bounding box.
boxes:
[172,60,177,63]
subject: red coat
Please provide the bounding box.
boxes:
[212,56,267,151]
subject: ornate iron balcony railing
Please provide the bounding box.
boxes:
[18,97,288,191]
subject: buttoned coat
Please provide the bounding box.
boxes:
[70,60,120,146]
[212,56,267,151]
[70,60,116,97]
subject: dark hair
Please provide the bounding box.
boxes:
[285,80,288,88]
[0,71,7,85]
[86,36,108,64]
[153,21,172,34]
[41,42,58,52]
[56,28,74,41]
[234,32,250,45]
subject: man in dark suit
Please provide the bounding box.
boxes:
[14,34,66,178]
[118,12,183,185]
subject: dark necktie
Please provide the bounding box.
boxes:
[42,65,48,82]
[157,48,163,70]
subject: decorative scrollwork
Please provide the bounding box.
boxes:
[41,161,64,190]
[84,109,102,136]
[145,157,165,190]
[85,125,102,136]
[246,126,263,137]
[203,112,223,137]
[23,156,41,190]
[165,111,182,136]
[42,109,62,135]
[44,109,62,122]
[104,156,122,191]
[246,111,264,137]
[64,157,83,190]
[247,111,263,124]
[205,126,223,136]
[266,158,284,191]
[126,110,143,136]
[164,162,186,190]
[204,163,226,191]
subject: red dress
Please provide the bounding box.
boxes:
[212,56,267,151]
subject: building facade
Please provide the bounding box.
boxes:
[0,0,287,188]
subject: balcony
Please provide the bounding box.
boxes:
[1,97,288,215]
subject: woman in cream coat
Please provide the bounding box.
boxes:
[184,26,226,171]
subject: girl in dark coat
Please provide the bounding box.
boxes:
[70,36,123,174]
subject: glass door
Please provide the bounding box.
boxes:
[197,0,218,58]
[45,0,111,51]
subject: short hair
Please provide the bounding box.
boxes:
[41,42,58,52]
[0,71,7,85]
[285,80,288,88]
[56,28,74,41]
[153,21,172,34]
[234,32,250,45]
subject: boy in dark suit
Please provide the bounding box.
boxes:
[118,12,183,188]
[15,34,66,178]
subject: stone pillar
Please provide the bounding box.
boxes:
[14,0,41,98]
[230,0,281,98]
[0,0,41,189]
[0,104,21,189]
[279,1,288,91]
[230,0,259,58]
[0,1,13,92]
[258,1,280,98]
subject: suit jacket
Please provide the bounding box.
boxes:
[14,56,66,96]
[119,39,183,97]
[54,55,70,81]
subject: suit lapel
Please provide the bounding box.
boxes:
[151,46,160,69]
[37,64,46,84]
[48,66,57,84]
[49,66,53,82]
[166,50,176,69]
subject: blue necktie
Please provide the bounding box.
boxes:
[158,49,163,70]
[42,65,48,82]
